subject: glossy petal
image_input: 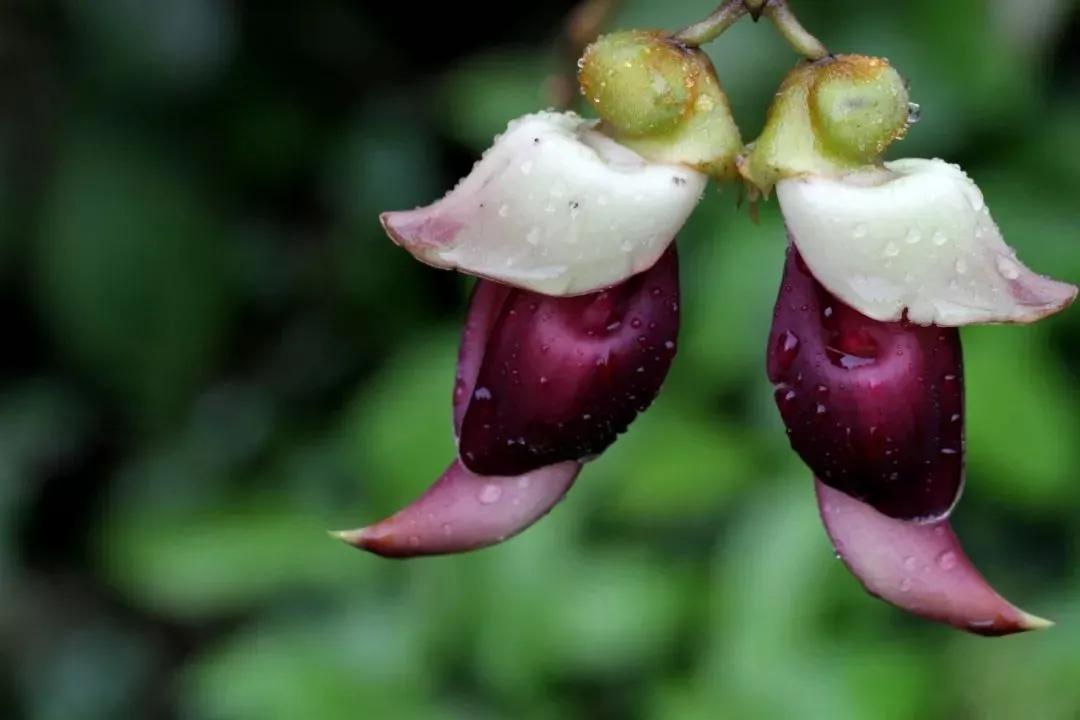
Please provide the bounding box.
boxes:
[339,276,584,559]
[768,246,964,521]
[459,245,679,476]
[776,158,1077,326]
[380,111,706,296]
[333,460,579,558]
[816,479,1051,636]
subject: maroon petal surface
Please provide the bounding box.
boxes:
[767,244,964,521]
[458,245,680,476]
[816,479,1051,636]
[333,459,580,558]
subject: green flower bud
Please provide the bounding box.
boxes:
[578,31,743,179]
[739,55,913,195]
[810,57,909,163]
[578,30,694,137]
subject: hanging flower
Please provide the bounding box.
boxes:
[338,2,1077,637]
[747,53,1075,634]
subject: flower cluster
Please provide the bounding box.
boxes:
[336,8,1076,635]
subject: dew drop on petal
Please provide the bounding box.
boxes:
[996,255,1021,280]
[478,483,503,505]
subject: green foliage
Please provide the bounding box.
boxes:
[2,2,1079,719]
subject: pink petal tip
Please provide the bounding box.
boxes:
[333,459,580,558]
[816,478,1051,636]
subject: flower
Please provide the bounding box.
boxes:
[752,54,1076,634]
[339,21,1077,637]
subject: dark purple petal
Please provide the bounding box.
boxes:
[333,459,580,558]
[816,479,1051,636]
[767,244,964,521]
[458,245,680,476]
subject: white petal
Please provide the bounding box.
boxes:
[776,158,1076,326]
[380,111,706,296]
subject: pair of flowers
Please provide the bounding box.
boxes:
[335,22,1075,636]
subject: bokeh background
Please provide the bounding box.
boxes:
[1,0,1079,718]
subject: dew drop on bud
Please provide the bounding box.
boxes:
[906,101,921,125]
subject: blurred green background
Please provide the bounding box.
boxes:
[1,0,1079,718]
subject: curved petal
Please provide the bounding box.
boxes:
[459,245,679,476]
[768,246,963,521]
[453,280,512,438]
[333,459,579,558]
[816,479,1051,636]
[776,158,1077,326]
[380,111,706,296]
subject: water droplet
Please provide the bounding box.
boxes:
[774,330,801,371]
[852,223,868,239]
[664,340,675,350]
[899,577,913,593]
[520,161,533,175]
[815,403,827,414]
[931,229,948,246]
[441,523,453,536]
[883,241,900,257]
[526,227,542,245]
[497,203,510,218]
[904,227,922,244]
[954,258,967,275]
[903,555,917,571]
[937,550,958,571]
[473,387,493,401]
[906,101,921,124]
[478,483,502,505]
[996,255,1020,280]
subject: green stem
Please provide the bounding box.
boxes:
[673,0,747,47]
[764,0,828,60]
